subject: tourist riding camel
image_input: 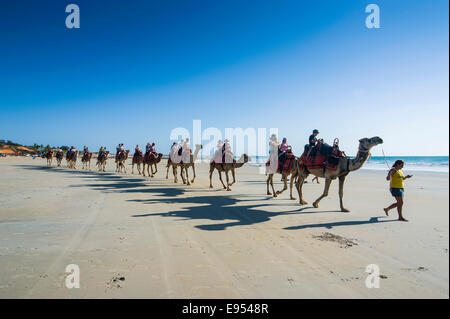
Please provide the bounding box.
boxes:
[166,142,181,181]
[66,146,77,169]
[305,129,320,159]
[293,136,383,212]
[45,148,54,166]
[81,146,92,170]
[55,148,64,167]
[132,145,144,174]
[210,153,250,191]
[116,147,129,173]
[266,135,297,198]
[142,142,163,177]
[96,147,108,172]
[167,142,202,185]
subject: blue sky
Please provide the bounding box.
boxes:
[0,0,448,156]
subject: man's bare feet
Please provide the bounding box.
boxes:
[398,217,408,222]
[383,208,389,216]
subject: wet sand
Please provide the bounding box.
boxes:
[0,157,448,298]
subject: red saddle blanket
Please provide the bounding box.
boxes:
[265,153,296,174]
[298,154,339,171]
[144,151,157,161]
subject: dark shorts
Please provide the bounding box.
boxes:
[390,188,404,197]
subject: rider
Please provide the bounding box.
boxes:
[145,142,152,154]
[306,129,320,159]
[116,143,124,160]
[211,139,223,164]
[278,137,291,174]
[135,145,143,156]
[222,139,233,164]
[83,146,90,154]
[279,137,289,153]
[150,143,156,155]
[68,146,76,157]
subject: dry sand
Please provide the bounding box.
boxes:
[0,157,448,298]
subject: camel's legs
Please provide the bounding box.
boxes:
[142,163,146,176]
[276,173,288,195]
[296,171,308,205]
[289,172,296,200]
[271,175,277,197]
[147,163,152,177]
[173,166,178,183]
[225,170,231,191]
[151,164,157,175]
[132,163,135,174]
[218,171,226,189]
[230,168,236,186]
[138,163,141,175]
[180,166,186,184]
[185,167,191,185]
[338,175,350,212]
[313,178,332,208]
[166,164,170,179]
[266,174,272,195]
[209,166,214,188]
[190,164,196,183]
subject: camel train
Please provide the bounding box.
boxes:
[41,136,383,211]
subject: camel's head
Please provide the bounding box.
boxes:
[157,153,164,159]
[241,154,251,163]
[358,136,383,152]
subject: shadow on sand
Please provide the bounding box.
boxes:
[17,164,396,231]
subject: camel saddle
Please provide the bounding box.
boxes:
[299,142,343,171]
[144,151,157,162]
[265,149,296,174]
[116,150,125,160]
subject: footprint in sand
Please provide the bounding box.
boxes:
[107,273,125,289]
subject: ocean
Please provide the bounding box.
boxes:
[243,156,449,173]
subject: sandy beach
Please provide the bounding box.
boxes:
[0,157,448,298]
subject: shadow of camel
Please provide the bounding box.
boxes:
[16,164,185,197]
[16,164,393,232]
[131,194,338,231]
[283,216,396,230]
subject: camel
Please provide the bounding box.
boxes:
[131,151,144,174]
[66,150,77,169]
[96,151,109,172]
[81,152,93,170]
[55,151,64,167]
[266,158,298,199]
[45,151,54,166]
[142,152,164,177]
[293,136,383,212]
[115,150,130,173]
[209,154,250,191]
[166,144,202,185]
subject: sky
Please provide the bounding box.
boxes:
[0,0,448,156]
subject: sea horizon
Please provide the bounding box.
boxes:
[221,155,450,173]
